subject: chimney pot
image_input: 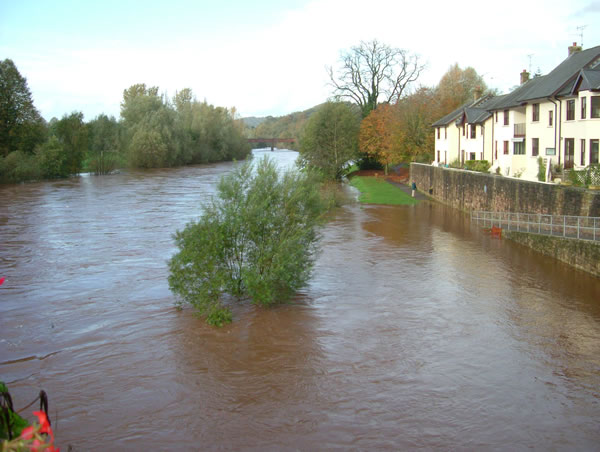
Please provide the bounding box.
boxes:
[568,42,582,56]
[520,69,530,85]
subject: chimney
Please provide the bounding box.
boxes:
[568,42,582,56]
[520,69,530,85]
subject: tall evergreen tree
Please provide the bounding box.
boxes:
[0,59,46,156]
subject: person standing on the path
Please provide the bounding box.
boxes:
[411,181,416,198]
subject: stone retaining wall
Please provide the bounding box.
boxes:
[410,163,600,277]
[505,231,600,277]
[410,164,600,217]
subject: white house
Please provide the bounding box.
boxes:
[433,42,600,181]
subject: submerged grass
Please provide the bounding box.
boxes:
[349,176,418,205]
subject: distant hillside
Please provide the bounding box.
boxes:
[241,116,268,128]
[243,104,323,150]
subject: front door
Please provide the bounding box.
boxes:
[564,138,574,169]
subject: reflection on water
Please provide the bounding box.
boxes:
[1,150,599,450]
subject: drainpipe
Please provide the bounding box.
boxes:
[557,98,562,166]
[491,114,495,165]
[481,123,485,161]
[457,124,461,165]
[547,97,558,169]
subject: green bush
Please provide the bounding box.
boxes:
[448,158,462,169]
[464,160,491,173]
[0,151,41,183]
[537,157,546,182]
[168,156,328,325]
[37,136,68,179]
[569,164,600,187]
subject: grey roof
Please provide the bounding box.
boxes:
[431,94,494,127]
[569,69,600,93]
[465,107,492,124]
[516,45,600,101]
[432,102,470,127]
[433,45,600,125]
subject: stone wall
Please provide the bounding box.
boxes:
[410,164,600,217]
[505,231,600,277]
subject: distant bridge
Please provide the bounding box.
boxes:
[247,137,296,150]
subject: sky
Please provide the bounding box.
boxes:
[2,0,600,122]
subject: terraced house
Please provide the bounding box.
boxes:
[433,43,600,182]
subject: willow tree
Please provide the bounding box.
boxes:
[327,40,424,118]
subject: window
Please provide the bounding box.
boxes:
[444,151,447,164]
[566,99,575,121]
[581,139,586,165]
[581,97,587,119]
[532,138,539,157]
[495,141,498,160]
[591,139,599,164]
[444,127,447,139]
[564,138,574,169]
[495,111,498,122]
[532,103,539,122]
[470,152,476,160]
[514,141,526,155]
[462,125,465,136]
[503,110,509,125]
[503,141,509,155]
[549,110,554,126]
[437,128,440,139]
[437,150,440,162]
[592,96,600,118]
[546,148,556,156]
[470,125,476,139]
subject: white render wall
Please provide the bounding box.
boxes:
[431,93,599,182]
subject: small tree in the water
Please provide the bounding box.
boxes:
[168,156,328,326]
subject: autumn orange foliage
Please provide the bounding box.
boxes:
[358,104,404,174]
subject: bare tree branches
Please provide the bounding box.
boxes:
[327,40,424,118]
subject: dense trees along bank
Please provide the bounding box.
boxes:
[0,60,250,183]
[298,41,492,177]
[1,40,491,184]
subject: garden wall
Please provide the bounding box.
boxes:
[410,164,600,217]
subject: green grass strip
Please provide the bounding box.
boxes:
[349,176,418,205]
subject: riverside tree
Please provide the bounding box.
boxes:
[298,102,361,180]
[168,156,328,326]
[327,40,424,118]
[0,59,47,157]
[359,103,404,174]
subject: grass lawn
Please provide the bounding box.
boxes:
[349,176,418,205]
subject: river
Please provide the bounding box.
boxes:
[1,149,599,450]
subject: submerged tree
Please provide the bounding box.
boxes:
[168,156,328,326]
[327,40,424,118]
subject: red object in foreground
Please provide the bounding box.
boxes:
[0,277,4,285]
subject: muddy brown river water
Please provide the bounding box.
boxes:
[1,149,600,450]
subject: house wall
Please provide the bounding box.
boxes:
[561,91,600,168]
[434,126,454,164]
[464,124,485,161]
[410,163,600,217]
[525,99,559,178]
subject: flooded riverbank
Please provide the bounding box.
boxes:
[1,150,599,449]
